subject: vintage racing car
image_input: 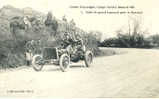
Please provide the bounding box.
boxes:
[32,37,93,72]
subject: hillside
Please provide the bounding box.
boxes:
[0,5,45,20]
[0,5,46,41]
[0,5,100,69]
[0,5,85,41]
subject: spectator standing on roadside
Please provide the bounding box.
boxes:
[25,49,33,66]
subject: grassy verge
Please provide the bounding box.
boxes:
[97,47,128,57]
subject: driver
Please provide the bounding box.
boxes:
[62,32,73,48]
[63,32,83,45]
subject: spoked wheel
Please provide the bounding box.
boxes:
[59,54,70,72]
[84,51,93,67]
[32,55,44,71]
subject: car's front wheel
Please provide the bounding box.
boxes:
[59,54,70,72]
[32,55,44,71]
[84,51,93,67]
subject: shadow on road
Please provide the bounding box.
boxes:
[40,64,85,72]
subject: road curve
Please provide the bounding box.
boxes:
[1,48,159,98]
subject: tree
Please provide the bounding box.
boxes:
[45,11,58,36]
[9,16,26,42]
[89,31,102,42]
[115,17,150,48]
[45,11,53,26]
[148,34,159,47]
[62,15,67,22]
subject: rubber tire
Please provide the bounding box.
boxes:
[84,51,93,67]
[32,55,44,71]
[59,54,70,72]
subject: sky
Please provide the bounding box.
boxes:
[0,0,158,40]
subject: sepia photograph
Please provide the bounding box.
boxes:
[0,0,158,98]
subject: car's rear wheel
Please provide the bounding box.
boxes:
[32,55,44,71]
[84,51,93,67]
[59,54,70,72]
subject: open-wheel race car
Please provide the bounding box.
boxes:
[32,36,94,72]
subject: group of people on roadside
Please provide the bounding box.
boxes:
[25,39,42,66]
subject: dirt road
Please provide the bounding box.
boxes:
[1,48,159,98]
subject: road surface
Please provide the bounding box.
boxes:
[1,48,159,98]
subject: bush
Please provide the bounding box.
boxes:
[117,33,151,48]
[0,40,27,69]
[100,38,118,47]
[83,33,100,56]
[148,34,159,47]
[101,18,152,48]
[101,33,152,48]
